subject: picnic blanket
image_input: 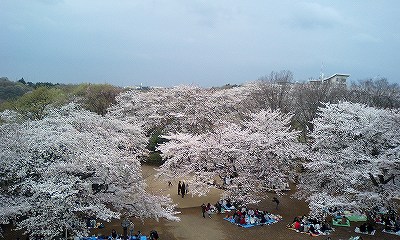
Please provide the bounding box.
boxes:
[131,236,148,240]
[221,204,236,212]
[344,212,367,222]
[383,229,400,236]
[354,227,375,235]
[348,237,362,240]
[332,218,351,227]
[79,236,147,240]
[346,215,367,222]
[286,227,320,237]
[223,215,281,228]
[287,224,334,237]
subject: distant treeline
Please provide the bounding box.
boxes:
[1,73,399,122]
[0,77,124,117]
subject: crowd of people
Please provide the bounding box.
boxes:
[332,215,350,226]
[200,199,236,218]
[356,222,375,234]
[225,206,281,226]
[201,203,215,218]
[103,229,158,240]
[375,212,400,234]
[170,180,400,237]
[73,180,400,239]
[288,215,334,236]
[218,198,235,212]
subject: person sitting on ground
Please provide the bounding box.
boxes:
[395,216,400,232]
[314,222,321,231]
[320,221,331,232]
[260,213,267,223]
[134,230,142,238]
[309,224,318,235]
[264,212,272,222]
[224,199,234,210]
[149,230,159,240]
[302,217,309,225]
[248,208,254,216]
[241,206,247,213]
[299,223,305,232]
[359,223,367,232]
[255,209,262,219]
[293,220,301,230]
[239,215,246,225]
[249,215,256,224]
[215,201,222,213]
[233,211,240,224]
[341,216,348,225]
[303,223,309,233]
[366,223,375,234]
[234,213,240,222]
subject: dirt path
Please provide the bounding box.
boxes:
[110,164,398,240]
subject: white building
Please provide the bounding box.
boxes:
[322,73,350,85]
[309,73,350,86]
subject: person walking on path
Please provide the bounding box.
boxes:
[272,197,280,210]
[201,203,206,218]
[181,182,186,198]
[206,203,212,218]
[178,181,182,195]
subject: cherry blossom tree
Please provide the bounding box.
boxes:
[156,109,302,204]
[296,102,400,218]
[107,85,255,135]
[255,70,295,112]
[0,104,177,239]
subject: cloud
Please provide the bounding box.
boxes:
[287,2,345,29]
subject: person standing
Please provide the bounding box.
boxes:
[181,182,186,198]
[272,197,280,210]
[111,229,117,239]
[178,181,182,195]
[201,203,206,218]
[206,203,212,218]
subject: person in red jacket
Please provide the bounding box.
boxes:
[239,215,246,225]
[294,220,301,230]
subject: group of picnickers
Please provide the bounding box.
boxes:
[201,203,214,218]
[289,215,334,236]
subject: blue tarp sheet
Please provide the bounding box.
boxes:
[223,216,279,228]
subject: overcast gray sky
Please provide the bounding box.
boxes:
[1,0,399,87]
